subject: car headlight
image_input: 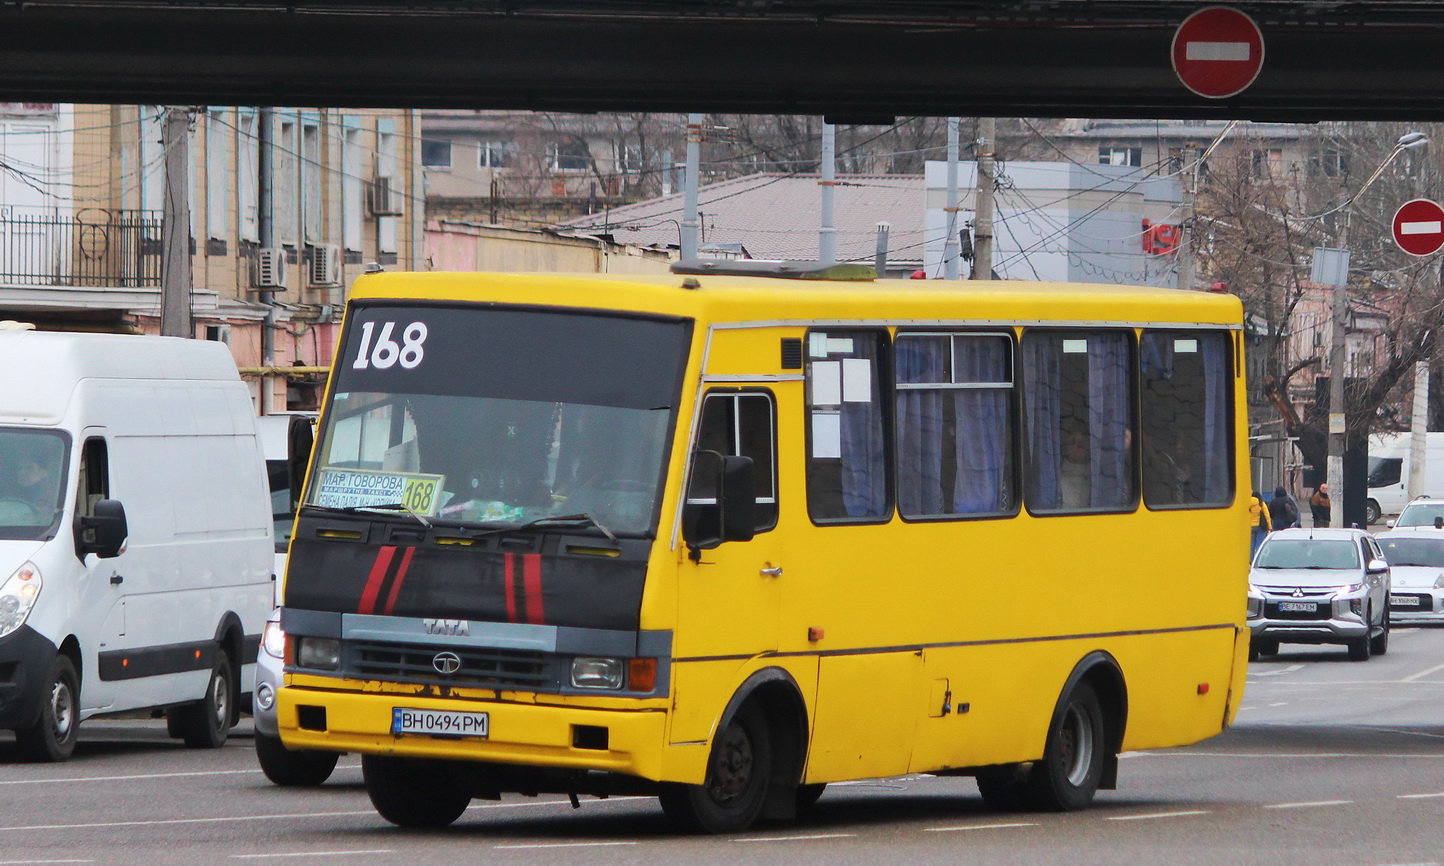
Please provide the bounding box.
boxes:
[295,636,340,670]
[1337,583,1365,595]
[571,657,624,689]
[1434,573,1444,589]
[260,617,285,660]
[0,562,42,639]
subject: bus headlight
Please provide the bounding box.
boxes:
[0,562,42,639]
[571,657,624,689]
[296,637,340,670]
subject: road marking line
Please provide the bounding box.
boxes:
[494,843,637,850]
[0,860,95,864]
[1168,752,1444,759]
[1398,792,1444,799]
[732,834,856,843]
[925,822,1038,832]
[1403,661,1444,682]
[1264,800,1353,809]
[0,769,260,786]
[1105,810,1210,821]
[1251,664,1304,677]
[230,852,395,860]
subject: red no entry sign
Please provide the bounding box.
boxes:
[1171,6,1265,99]
[1393,199,1444,257]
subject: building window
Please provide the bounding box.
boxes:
[302,117,322,245]
[1249,148,1284,180]
[421,138,452,168]
[478,140,513,169]
[1099,146,1142,167]
[895,333,1014,519]
[206,110,227,241]
[618,144,643,174]
[1310,148,1350,179]
[807,330,890,522]
[548,140,591,172]
[342,120,362,252]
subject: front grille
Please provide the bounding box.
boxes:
[350,641,551,689]
[1264,600,1332,620]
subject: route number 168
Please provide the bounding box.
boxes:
[352,321,428,370]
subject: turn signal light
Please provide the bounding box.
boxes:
[628,658,657,692]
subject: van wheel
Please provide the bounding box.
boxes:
[1024,681,1107,811]
[659,703,772,833]
[255,732,339,787]
[363,755,472,827]
[15,655,80,762]
[1365,500,1382,526]
[171,648,235,748]
[1369,610,1391,656]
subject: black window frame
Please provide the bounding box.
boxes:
[1139,328,1237,512]
[686,388,780,535]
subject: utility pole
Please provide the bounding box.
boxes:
[874,222,890,276]
[972,117,996,280]
[1177,144,1198,291]
[819,122,837,264]
[1326,217,1351,528]
[680,114,701,260]
[258,106,276,415]
[943,117,961,279]
[1408,169,1434,501]
[160,107,193,338]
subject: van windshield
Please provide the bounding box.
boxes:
[305,304,690,536]
[0,429,69,540]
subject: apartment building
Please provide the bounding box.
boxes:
[0,103,422,411]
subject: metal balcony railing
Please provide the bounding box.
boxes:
[0,208,163,288]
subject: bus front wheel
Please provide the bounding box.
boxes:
[363,755,472,828]
[659,703,772,833]
[1025,681,1107,811]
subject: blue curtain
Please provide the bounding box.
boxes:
[1087,334,1132,508]
[839,338,888,518]
[1023,336,1064,509]
[1200,335,1230,502]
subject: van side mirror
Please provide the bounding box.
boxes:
[287,414,316,513]
[75,499,128,559]
[682,453,756,558]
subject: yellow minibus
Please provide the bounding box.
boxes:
[276,261,1248,832]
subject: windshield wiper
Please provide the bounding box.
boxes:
[310,502,432,529]
[480,513,617,545]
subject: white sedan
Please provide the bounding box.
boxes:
[1376,530,1444,624]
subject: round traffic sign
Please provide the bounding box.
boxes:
[1171,6,1265,99]
[1392,199,1444,257]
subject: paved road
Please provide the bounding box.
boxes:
[4,628,1444,865]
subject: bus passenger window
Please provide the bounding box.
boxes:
[895,333,1014,518]
[806,331,889,522]
[1022,330,1135,513]
[687,392,778,531]
[1140,331,1232,508]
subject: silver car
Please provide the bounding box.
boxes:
[1247,528,1391,662]
[1376,529,1444,624]
[253,609,340,786]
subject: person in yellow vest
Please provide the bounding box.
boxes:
[1249,490,1272,561]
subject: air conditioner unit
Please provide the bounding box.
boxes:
[367,176,404,217]
[251,247,288,291]
[309,243,341,286]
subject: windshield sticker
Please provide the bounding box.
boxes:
[811,360,842,405]
[313,468,445,516]
[843,358,872,403]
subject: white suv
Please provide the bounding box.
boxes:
[1247,528,1392,662]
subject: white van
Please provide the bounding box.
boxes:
[0,330,273,761]
[1368,433,1444,524]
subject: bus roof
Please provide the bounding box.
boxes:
[347,271,1244,328]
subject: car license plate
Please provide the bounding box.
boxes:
[392,708,489,738]
[1278,601,1317,612]
[1390,594,1422,607]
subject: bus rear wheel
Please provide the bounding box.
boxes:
[363,755,472,828]
[1025,681,1107,811]
[659,703,772,833]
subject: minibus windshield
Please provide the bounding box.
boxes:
[0,428,69,540]
[306,304,690,537]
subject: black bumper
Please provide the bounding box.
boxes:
[0,626,59,729]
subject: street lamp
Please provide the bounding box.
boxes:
[1325,130,1429,527]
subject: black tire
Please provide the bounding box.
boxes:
[1370,609,1391,656]
[795,783,826,811]
[255,732,340,787]
[1024,681,1107,812]
[1365,500,1382,526]
[659,703,772,833]
[171,648,236,748]
[363,755,472,828]
[975,764,1030,811]
[1347,633,1372,662]
[15,655,80,762]
[1254,638,1279,658]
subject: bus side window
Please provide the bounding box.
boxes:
[687,392,778,532]
[1139,331,1233,508]
[806,330,890,522]
[895,332,1014,518]
[76,437,109,518]
[1022,330,1135,513]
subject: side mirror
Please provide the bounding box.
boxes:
[287,414,316,514]
[75,499,128,559]
[1366,559,1389,575]
[683,453,756,557]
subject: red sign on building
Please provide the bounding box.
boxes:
[1171,7,1265,99]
